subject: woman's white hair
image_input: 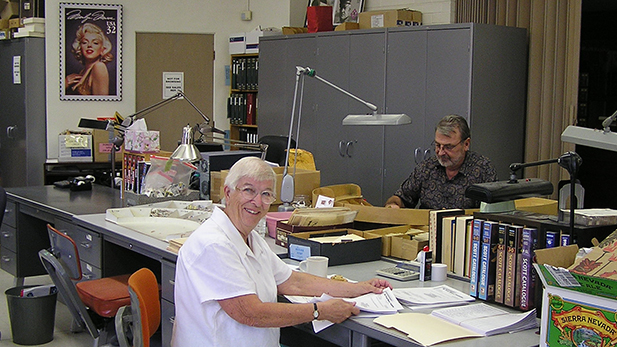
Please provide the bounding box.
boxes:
[224,157,276,190]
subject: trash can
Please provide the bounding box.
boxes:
[5,285,57,345]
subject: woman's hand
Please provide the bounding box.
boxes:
[318,299,360,323]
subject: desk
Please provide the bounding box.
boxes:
[1,185,540,347]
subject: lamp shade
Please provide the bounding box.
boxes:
[342,113,412,126]
[170,125,201,162]
[465,178,554,203]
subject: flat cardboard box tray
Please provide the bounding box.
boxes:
[275,220,353,248]
[287,228,381,266]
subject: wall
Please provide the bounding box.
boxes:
[44,0,452,159]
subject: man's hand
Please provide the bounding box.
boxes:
[384,196,403,208]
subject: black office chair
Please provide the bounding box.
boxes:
[0,186,6,226]
[258,135,296,166]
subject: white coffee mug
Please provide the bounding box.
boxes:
[432,263,448,282]
[299,256,329,277]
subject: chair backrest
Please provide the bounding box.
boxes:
[38,248,100,339]
[0,186,6,226]
[259,135,296,166]
[128,268,160,347]
[47,224,82,280]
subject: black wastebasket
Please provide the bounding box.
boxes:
[5,285,57,345]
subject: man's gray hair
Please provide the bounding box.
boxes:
[224,156,277,190]
[435,114,470,140]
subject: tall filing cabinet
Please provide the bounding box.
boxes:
[258,23,528,205]
[0,37,47,188]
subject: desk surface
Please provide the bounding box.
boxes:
[7,185,123,219]
[5,185,541,347]
[296,260,541,347]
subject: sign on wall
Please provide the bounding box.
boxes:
[59,3,123,101]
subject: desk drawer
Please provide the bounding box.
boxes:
[4,201,16,228]
[161,299,175,347]
[19,204,56,223]
[161,259,175,303]
[80,261,102,281]
[0,247,17,276]
[0,224,16,252]
[55,220,102,268]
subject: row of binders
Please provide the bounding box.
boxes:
[231,56,258,91]
[429,209,572,312]
[228,92,257,125]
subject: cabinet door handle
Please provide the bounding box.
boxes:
[6,126,17,139]
[338,141,346,157]
[80,242,92,249]
[414,148,422,164]
[82,272,93,280]
[2,256,12,262]
[346,141,355,157]
[1,231,10,238]
[169,279,175,286]
[424,148,431,160]
[169,316,175,324]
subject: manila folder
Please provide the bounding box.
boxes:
[374,313,482,346]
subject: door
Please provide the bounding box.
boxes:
[135,33,214,152]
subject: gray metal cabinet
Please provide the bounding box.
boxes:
[259,23,527,205]
[0,37,47,187]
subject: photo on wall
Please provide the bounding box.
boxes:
[305,0,364,26]
[59,3,123,101]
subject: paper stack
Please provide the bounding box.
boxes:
[14,17,45,38]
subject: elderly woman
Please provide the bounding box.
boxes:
[172,157,391,346]
[65,23,113,95]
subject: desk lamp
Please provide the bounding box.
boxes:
[79,91,225,186]
[561,109,617,152]
[466,151,582,241]
[278,66,412,211]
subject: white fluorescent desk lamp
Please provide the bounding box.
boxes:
[278,66,412,211]
[561,109,617,152]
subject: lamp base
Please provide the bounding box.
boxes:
[278,202,296,212]
[479,201,516,213]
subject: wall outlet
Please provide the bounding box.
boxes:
[241,10,252,21]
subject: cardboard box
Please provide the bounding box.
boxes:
[363,225,428,257]
[229,32,246,54]
[334,22,359,31]
[209,171,222,202]
[275,220,354,248]
[358,9,422,29]
[0,19,9,30]
[390,233,428,260]
[245,29,279,54]
[515,197,558,215]
[124,130,160,153]
[8,17,22,29]
[92,129,121,163]
[535,245,617,346]
[282,27,307,35]
[342,203,430,225]
[58,134,93,162]
[287,229,382,265]
[219,167,320,208]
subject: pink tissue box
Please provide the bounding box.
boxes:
[266,212,293,238]
[124,130,160,153]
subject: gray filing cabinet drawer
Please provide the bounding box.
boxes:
[161,299,175,347]
[0,247,17,276]
[0,223,16,252]
[80,260,102,281]
[161,259,175,303]
[4,201,16,228]
[55,220,102,268]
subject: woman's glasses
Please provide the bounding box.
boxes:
[235,186,277,204]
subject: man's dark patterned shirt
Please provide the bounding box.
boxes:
[394,151,497,209]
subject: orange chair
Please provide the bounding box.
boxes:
[39,224,131,346]
[115,268,161,347]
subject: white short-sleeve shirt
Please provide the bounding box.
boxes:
[171,207,292,347]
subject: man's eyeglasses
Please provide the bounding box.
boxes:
[433,139,466,152]
[235,186,277,205]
